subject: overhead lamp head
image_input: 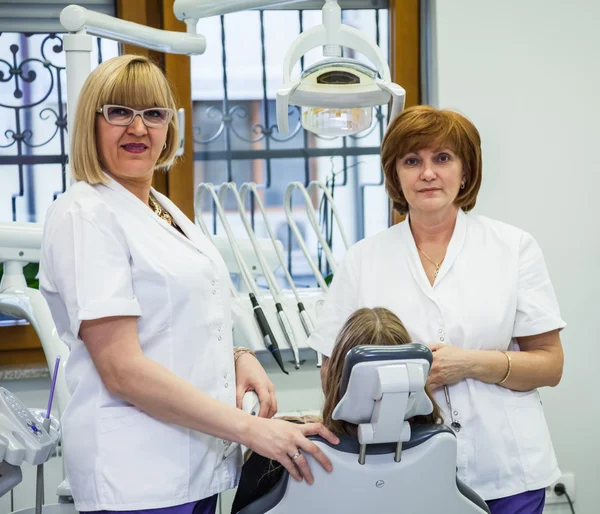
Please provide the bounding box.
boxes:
[276,0,405,137]
[294,59,384,137]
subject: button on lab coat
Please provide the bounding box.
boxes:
[40,177,241,511]
[308,209,566,501]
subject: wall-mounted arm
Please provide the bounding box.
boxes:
[173,0,300,23]
[60,5,206,55]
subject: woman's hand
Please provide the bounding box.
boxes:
[245,417,340,484]
[426,344,473,390]
[235,352,277,418]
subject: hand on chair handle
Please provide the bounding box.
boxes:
[244,417,340,484]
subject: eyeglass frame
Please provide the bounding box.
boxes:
[96,105,175,128]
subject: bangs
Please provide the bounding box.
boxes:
[394,111,468,160]
[100,60,172,109]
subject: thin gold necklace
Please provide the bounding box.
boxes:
[148,193,174,226]
[417,246,444,277]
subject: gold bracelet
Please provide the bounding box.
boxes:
[234,347,256,364]
[497,351,512,385]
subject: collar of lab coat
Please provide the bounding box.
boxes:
[400,208,467,292]
[100,173,222,263]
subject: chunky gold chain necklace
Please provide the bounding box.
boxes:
[417,246,444,277]
[148,193,174,226]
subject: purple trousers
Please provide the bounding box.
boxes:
[486,489,545,514]
[81,494,218,514]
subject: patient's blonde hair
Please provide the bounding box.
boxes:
[321,307,443,436]
[243,308,442,466]
[71,54,180,184]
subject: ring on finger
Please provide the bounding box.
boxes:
[290,450,301,461]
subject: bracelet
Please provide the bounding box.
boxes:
[234,347,256,364]
[497,351,512,385]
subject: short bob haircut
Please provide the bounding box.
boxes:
[71,54,180,184]
[381,105,482,215]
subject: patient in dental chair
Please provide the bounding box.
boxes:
[231,307,443,513]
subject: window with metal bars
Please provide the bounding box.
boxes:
[0,33,119,223]
[0,2,392,316]
[191,5,391,285]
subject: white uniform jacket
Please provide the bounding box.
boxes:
[308,209,566,501]
[39,177,241,511]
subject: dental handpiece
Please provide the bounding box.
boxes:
[275,304,300,370]
[36,356,60,514]
[297,301,322,367]
[240,182,322,368]
[221,182,301,370]
[250,293,288,375]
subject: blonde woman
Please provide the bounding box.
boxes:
[231,307,443,513]
[39,55,338,514]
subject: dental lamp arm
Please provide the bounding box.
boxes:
[173,0,301,21]
[61,5,205,54]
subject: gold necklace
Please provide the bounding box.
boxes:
[148,193,174,226]
[417,246,444,277]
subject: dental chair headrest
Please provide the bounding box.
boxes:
[332,344,434,446]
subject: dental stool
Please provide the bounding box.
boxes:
[237,344,490,514]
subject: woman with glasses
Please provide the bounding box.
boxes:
[39,55,338,514]
[308,106,566,514]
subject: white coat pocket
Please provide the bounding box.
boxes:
[503,390,558,487]
[98,405,190,506]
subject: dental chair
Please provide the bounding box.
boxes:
[236,344,491,514]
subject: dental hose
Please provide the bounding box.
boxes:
[36,356,60,514]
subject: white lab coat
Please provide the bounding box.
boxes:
[308,209,565,501]
[39,177,241,511]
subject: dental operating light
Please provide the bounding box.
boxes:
[173,0,406,136]
[276,0,406,136]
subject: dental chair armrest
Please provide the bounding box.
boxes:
[235,469,291,514]
[0,462,22,499]
[457,479,491,514]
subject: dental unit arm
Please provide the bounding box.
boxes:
[218,183,302,370]
[195,183,289,374]
[239,183,324,367]
[0,223,70,420]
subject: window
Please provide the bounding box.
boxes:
[0,33,119,223]
[191,6,392,285]
[0,33,118,333]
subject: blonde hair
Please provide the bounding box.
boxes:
[243,308,442,466]
[321,307,443,436]
[381,105,483,215]
[71,54,180,184]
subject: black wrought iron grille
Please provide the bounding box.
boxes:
[0,32,117,223]
[192,7,391,285]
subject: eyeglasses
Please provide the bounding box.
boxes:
[96,105,174,128]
